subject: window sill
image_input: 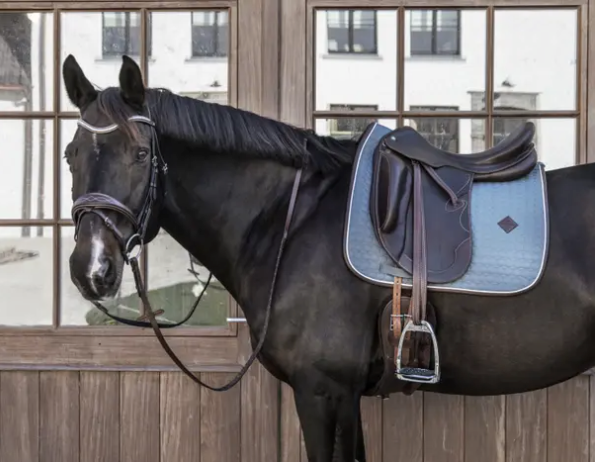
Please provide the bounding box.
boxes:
[94,55,156,63]
[321,53,383,61]
[405,55,467,63]
[184,56,228,63]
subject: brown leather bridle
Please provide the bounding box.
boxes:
[72,111,303,391]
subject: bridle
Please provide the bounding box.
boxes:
[71,111,303,392]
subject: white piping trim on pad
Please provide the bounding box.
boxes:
[343,123,550,296]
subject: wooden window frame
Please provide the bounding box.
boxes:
[307,1,589,167]
[0,1,244,371]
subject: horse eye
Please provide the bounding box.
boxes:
[137,150,149,161]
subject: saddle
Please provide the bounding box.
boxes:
[369,121,537,386]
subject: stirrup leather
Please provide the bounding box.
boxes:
[395,320,441,384]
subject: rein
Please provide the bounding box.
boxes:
[71,112,303,391]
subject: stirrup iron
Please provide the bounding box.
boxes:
[395,320,441,384]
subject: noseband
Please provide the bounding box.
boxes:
[70,111,304,392]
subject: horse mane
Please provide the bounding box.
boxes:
[95,87,360,174]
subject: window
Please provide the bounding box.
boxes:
[409,106,460,152]
[0,7,237,369]
[328,104,378,139]
[410,9,461,56]
[191,11,228,57]
[327,10,377,54]
[102,12,152,57]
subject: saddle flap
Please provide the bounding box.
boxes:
[371,143,473,284]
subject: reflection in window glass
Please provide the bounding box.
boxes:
[404,9,485,109]
[315,10,397,111]
[410,9,461,56]
[147,11,229,99]
[0,119,54,221]
[315,118,397,141]
[494,9,577,111]
[493,118,576,170]
[0,226,53,326]
[146,230,230,327]
[60,12,142,112]
[327,10,377,54]
[0,12,54,112]
[403,118,486,153]
[102,12,151,57]
[191,11,228,57]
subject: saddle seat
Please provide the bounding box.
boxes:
[385,121,536,181]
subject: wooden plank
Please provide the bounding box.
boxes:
[261,0,280,119]
[547,376,589,462]
[280,0,306,126]
[160,372,201,462]
[80,371,120,462]
[260,369,280,462]
[587,0,595,163]
[239,362,280,462]
[505,389,547,462]
[423,393,464,462]
[590,375,595,462]
[0,335,239,369]
[0,371,39,462]
[238,0,262,113]
[39,371,79,462]
[280,383,303,462]
[120,372,160,462]
[464,395,505,462]
[200,373,241,462]
[577,3,588,164]
[383,392,423,462]
[360,396,383,462]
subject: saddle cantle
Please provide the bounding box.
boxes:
[348,121,546,388]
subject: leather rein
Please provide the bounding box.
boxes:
[71,112,303,392]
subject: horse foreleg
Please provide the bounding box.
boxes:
[293,383,360,462]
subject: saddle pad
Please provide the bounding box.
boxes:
[343,122,549,295]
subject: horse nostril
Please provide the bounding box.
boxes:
[92,259,114,288]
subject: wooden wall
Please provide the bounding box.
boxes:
[1,366,592,462]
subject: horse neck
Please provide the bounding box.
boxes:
[157,144,299,303]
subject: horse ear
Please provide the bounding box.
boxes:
[62,54,97,110]
[119,55,145,109]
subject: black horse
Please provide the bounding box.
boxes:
[62,54,595,462]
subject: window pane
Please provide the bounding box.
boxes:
[403,117,486,153]
[493,9,577,111]
[146,230,230,327]
[59,225,139,326]
[0,226,53,326]
[493,118,576,170]
[0,119,53,220]
[60,12,142,112]
[0,12,54,112]
[314,117,397,140]
[315,10,397,111]
[405,9,486,109]
[147,11,229,101]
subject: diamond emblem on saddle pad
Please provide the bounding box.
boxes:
[498,215,518,234]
